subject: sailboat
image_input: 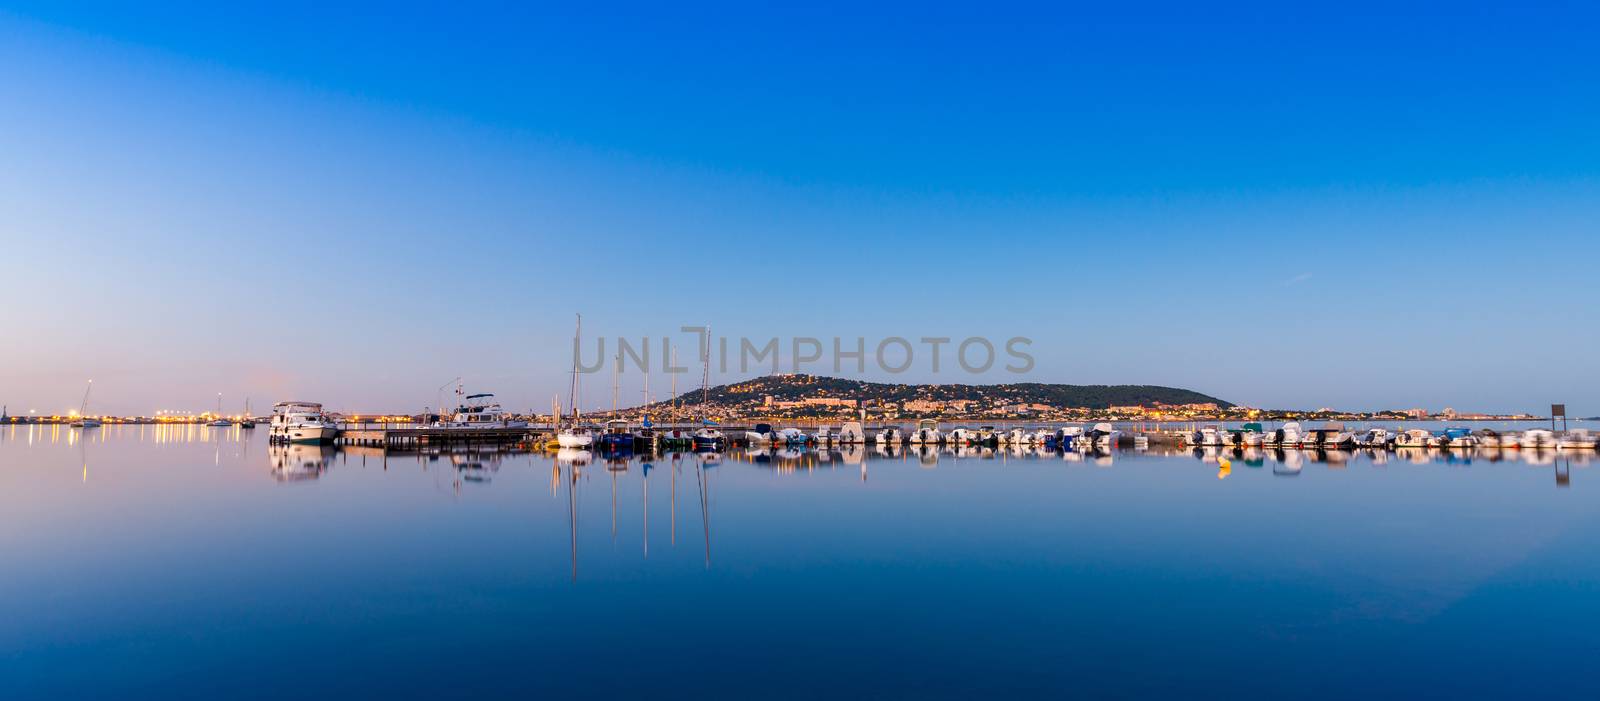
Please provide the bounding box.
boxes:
[69,380,101,428]
[689,325,724,450]
[557,315,595,448]
[239,398,257,429]
[208,393,232,427]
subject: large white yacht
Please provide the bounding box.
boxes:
[269,401,338,444]
[442,392,528,429]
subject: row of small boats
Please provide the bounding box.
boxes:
[558,419,1125,452]
[1184,422,1599,451]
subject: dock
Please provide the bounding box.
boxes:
[337,426,540,449]
[332,422,1180,450]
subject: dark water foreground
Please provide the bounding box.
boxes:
[2,425,1598,699]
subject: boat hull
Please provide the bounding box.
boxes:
[277,426,338,444]
[557,432,594,448]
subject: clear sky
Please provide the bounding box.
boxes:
[2,2,1597,417]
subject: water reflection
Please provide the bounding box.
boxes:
[269,443,334,481]
[8,428,1600,696]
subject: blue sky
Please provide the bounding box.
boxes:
[1,2,1597,416]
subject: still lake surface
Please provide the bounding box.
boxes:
[3,422,1599,698]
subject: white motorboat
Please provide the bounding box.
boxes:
[1475,429,1506,449]
[1191,425,1226,447]
[945,427,976,445]
[1558,430,1598,451]
[875,426,904,445]
[1433,427,1477,449]
[1356,428,1392,448]
[908,419,942,445]
[777,427,809,445]
[1002,428,1030,446]
[1263,422,1302,447]
[269,401,338,444]
[811,426,837,446]
[442,392,528,429]
[1227,423,1265,448]
[1521,429,1557,450]
[1082,422,1118,450]
[838,421,865,444]
[1393,429,1432,448]
[743,423,778,446]
[1300,423,1355,449]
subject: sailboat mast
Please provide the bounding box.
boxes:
[568,314,582,424]
[79,380,92,416]
[700,325,711,409]
[612,351,620,414]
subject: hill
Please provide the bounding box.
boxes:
[669,374,1230,410]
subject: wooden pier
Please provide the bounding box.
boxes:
[336,426,540,449]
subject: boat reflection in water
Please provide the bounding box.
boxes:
[260,437,1596,494]
[269,443,335,482]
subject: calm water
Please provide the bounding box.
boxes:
[4,423,1600,699]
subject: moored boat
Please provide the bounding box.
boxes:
[1191,425,1226,447]
[1393,428,1432,448]
[442,391,528,429]
[1300,422,1355,449]
[208,393,231,427]
[1082,422,1118,450]
[598,419,636,452]
[1227,423,1265,448]
[1558,429,1598,451]
[743,423,778,447]
[70,380,102,428]
[908,419,942,445]
[1262,421,1302,447]
[557,425,596,448]
[1521,428,1557,450]
[693,424,726,450]
[838,421,865,444]
[269,401,338,444]
[1433,427,1477,449]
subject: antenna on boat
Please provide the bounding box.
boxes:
[433,377,461,425]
